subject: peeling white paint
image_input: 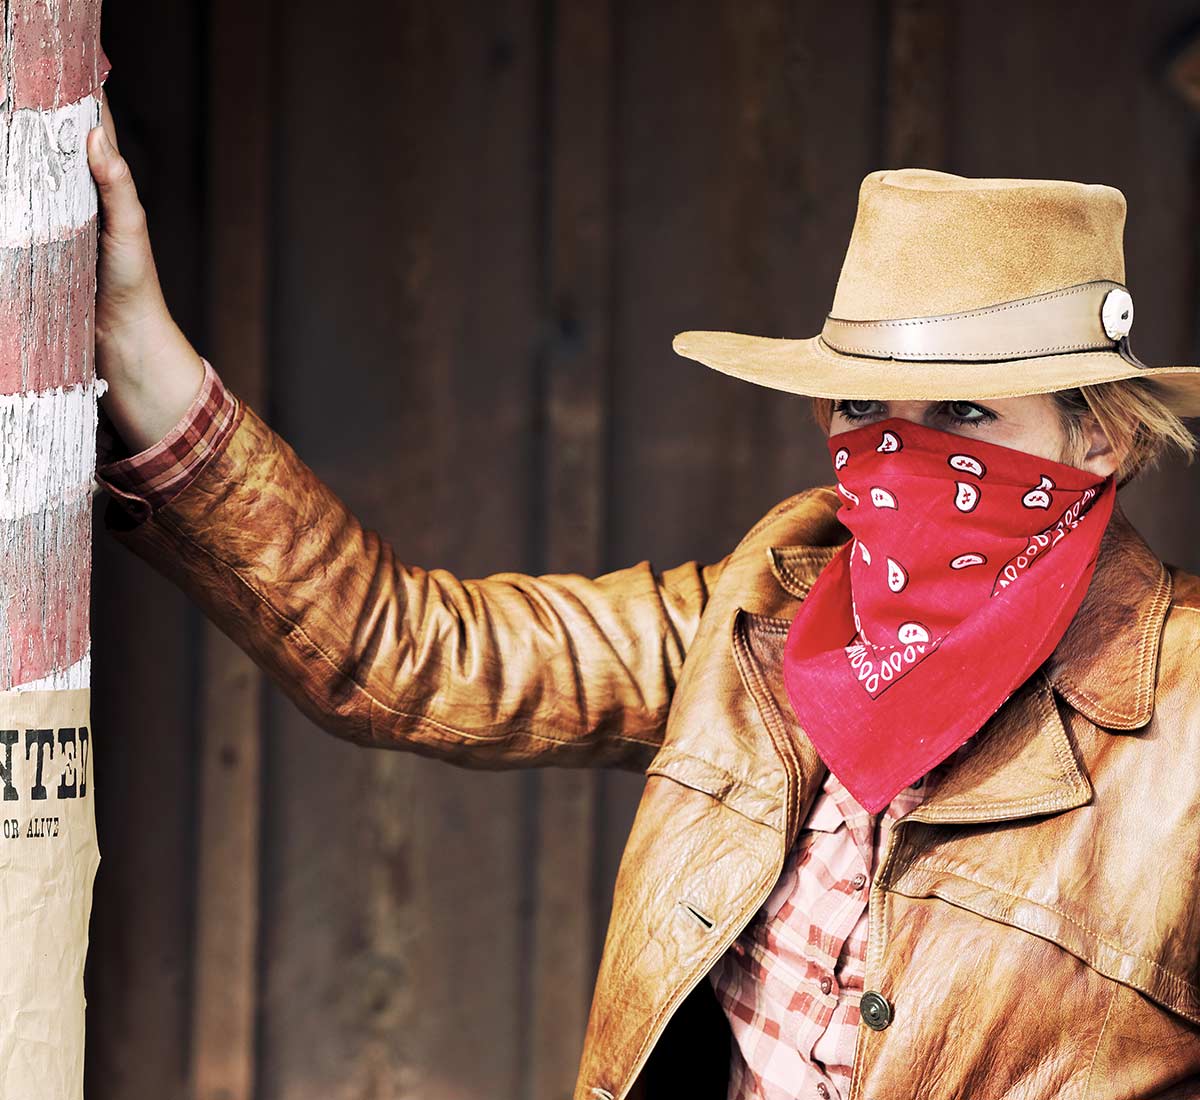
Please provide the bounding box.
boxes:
[0,381,99,520]
[0,96,100,248]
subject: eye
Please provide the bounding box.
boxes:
[833,399,886,422]
[937,401,996,428]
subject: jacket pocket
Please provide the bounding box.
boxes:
[645,744,784,830]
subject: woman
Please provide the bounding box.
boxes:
[87,95,1200,1100]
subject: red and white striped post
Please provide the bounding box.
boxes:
[1,4,107,1096]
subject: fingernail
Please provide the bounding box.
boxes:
[96,128,114,157]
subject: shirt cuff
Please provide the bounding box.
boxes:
[94,356,241,524]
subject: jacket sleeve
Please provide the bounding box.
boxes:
[99,395,728,771]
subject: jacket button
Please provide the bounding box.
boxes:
[860,990,893,1030]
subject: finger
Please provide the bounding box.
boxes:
[99,95,121,157]
[86,124,146,240]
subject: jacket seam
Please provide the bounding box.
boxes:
[907,864,1198,1005]
[771,554,831,597]
[730,613,801,839]
[909,790,1077,823]
[646,745,779,806]
[645,769,784,831]
[153,511,668,753]
[1082,979,1117,1098]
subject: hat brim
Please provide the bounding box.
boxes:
[672,331,1200,417]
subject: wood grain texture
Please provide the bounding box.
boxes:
[0,229,96,394]
[0,86,100,694]
[1167,26,1200,113]
[529,1,612,1096]
[259,2,538,1097]
[0,37,99,690]
[86,1,208,1094]
[189,0,274,1096]
[884,0,952,168]
[4,0,106,109]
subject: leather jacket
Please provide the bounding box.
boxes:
[104,398,1200,1099]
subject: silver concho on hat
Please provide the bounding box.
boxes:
[1101,288,1133,340]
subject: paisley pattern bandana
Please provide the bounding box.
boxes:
[782,416,1116,813]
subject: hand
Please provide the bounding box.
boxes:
[87,96,172,366]
[86,92,206,451]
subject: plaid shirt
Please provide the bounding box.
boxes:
[92,359,944,1098]
[94,357,240,520]
[708,765,939,1099]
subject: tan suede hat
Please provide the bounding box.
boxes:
[672,168,1200,416]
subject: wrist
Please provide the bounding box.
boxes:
[96,319,206,453]
[95,301,179,386]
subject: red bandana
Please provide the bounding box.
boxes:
[782,416,1116,813]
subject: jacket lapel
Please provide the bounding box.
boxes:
[1041,500,1172,729]
[904,671,1092,825]
[744,488,1171,837]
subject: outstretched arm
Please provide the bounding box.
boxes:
[100,390,725,769]
[87,103,726,773]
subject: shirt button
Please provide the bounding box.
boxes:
[860,990,893,1031]
[851,872,867,890]
[817,1085,830,1099]
[820,976,832,995]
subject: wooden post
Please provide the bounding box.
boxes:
[0,2,107,1097]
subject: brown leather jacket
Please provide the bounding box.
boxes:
[105,398,1200,1099]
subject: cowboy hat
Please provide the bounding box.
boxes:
[671,168,1200,416]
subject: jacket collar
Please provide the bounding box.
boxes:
[767,487,1173,733]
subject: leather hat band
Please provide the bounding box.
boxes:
[820,280,1141,363]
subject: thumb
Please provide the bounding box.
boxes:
[87,124,147,240]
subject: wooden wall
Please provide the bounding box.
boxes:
[86,1,1200,1097]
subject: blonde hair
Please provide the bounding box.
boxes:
[809,378,1197,487]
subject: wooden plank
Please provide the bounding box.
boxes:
[85,4,208,1094]
[608,0,881,574]
[1165,28,1200,428]
[1167,28,1200,114]
[257,2,541,1096]
[883,0,951,168]
[190,0,273,1096]
[529,1,612,1097]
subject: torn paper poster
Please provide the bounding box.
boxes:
[0,687,98,1100]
